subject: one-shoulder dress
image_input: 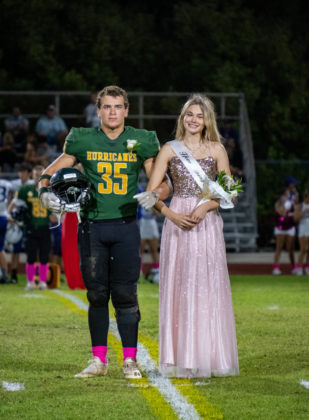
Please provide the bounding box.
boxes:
[159,156,239,378]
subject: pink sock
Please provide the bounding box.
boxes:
[26,263,36,283]
[292,264,297,270]
[92,346,108,364]
[305,265,309,269]
[153,262,159,269]
[123,347,137,361]
[273,264,280,269]
[39,263,49,283]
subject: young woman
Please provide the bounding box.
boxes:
[144,94,239,378]
[272,189,297,275]
[294,190,309,275]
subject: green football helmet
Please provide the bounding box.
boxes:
[49,168,91,206]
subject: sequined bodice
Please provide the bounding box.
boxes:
[169,156,217,197]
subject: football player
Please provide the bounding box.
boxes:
[39,86,169,379]
[10,165,56,291]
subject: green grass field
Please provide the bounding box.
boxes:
[0,275,308,419]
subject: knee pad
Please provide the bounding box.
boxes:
[111,285,138,308]
[87,287,109,308]
[115,305,141,324]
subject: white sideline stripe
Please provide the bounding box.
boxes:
[53,289,200,420]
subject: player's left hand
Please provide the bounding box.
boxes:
[133,191,159,210]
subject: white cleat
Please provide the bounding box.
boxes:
[38,282,48,290]
[304,267,309,275]
[123,357,142,379]
[24,282,35,291]
[272,268,281,275]
[74,357,108,378]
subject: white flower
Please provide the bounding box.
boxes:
[127,140,137,151]
[223,175,235,189]
[231,190,238,199]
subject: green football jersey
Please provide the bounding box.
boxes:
[63,126,160,220]
[18,185,50,228]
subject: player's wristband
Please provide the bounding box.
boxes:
[38,187,49,198]
[39,174,51,182]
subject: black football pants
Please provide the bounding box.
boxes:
[25,225,51,264]
[78,217,141,348]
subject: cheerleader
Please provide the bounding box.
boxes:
[272,189,297,275]
[294,190,309,275]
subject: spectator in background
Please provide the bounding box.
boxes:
[8,162,34,283]
[10,162,34,194]
[35,105,68,155]
[84,93,101,127]
[140,207,160,283]
[272,188,297,275]
[24,135,49,167]
[4,106,29,154]
[284,176,299,205]
[0,132,18,172]
[0,176,13,284]
[294,189,309,275]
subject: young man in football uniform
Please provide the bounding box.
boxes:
[39,86,168,379]
[11,165,54,291]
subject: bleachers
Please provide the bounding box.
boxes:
[221,184,258,251]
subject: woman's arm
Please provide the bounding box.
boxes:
[214,142,231,176]
[146,145,173,191]
[145,145,196,230]
[190,142,228,223]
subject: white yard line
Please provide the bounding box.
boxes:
[53,289,200,420]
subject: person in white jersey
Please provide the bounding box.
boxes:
[0,177,13,284]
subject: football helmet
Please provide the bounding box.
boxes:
[49,168,91,207]
[11,200,28,225]
[5,224,23,246]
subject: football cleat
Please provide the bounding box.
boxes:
[123,357,142,379]
[24,282,35,291]
[272,268,281,275]
[74,357,108,378]
[38,282,48,290]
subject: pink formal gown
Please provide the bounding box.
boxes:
[159,156,239,378]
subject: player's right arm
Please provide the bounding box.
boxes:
[38,153,76,213]
[39,153,76,189]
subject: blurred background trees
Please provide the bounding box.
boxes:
[0,0,308,160]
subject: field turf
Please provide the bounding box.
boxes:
[0,274,308,419]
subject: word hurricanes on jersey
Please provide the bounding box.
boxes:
[86,151,137,162]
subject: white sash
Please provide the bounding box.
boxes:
[168,140,234,209]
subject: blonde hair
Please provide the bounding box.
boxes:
[175,94,221,143]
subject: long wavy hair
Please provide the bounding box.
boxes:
[175,94,221,143]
